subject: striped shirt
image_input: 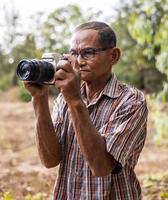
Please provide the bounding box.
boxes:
[52,74,148,200]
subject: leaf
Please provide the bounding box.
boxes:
[2,192,14,200]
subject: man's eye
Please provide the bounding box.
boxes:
[70,51,77,56]
[83,50,95,55]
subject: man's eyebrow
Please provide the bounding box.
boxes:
[69,48,76,52]
[69,47,95,52]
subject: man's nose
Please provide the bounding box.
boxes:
[77,54,86,67]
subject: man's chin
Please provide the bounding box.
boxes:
[81,75,90,82]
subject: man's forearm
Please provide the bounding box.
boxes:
[68,99,117,176]
[32,96,62,168]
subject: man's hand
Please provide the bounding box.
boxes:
[23,81,62,168]
[24,81,49,99]
[54,55,81,104]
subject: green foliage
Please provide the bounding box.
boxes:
[0,49,11,77]
[124,0,168,91]
[161,191,168,199]
[41,4,100,53]
[154,109,168,146]
[1,192,48,200]
[112,1,165,92]
[0,4,101,92]
[25,193,43,200]
[1,192,14,200]
[157,83,168,102]
[147,94,168,146]
[0,34,43,89]
[143,172,168,200]
[113,64,143,88]
[157,52,168,78]
[0,1,167,95]
[17,82,31,102]
[0,74,12,91]
[10,34,43,86]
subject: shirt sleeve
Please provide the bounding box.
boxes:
[99,97,148,168]
[51,94,65,143]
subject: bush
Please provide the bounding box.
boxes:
[157,82,168,103]
[154,107,168,146]
[143,172,168,200]
[25,193,44,200]
[17,82,31,102]
[1,192,47,200]
[1,192,14,200]
[0,74,12,91]
[147,95,168,146]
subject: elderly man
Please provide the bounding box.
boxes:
[24,21,148,200]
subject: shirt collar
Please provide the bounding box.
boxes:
[81,73,122,103]
[102,73,122,99]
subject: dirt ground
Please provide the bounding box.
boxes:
[0,88,168,199]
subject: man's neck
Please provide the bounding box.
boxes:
[85,74,112,101]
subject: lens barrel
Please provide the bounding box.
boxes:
[16,59,55,84]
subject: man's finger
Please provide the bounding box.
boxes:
[56,60,72,73]
[67,55,80,73]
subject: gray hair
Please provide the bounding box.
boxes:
[74,21,117,48]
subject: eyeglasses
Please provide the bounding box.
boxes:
[69,47,112,60]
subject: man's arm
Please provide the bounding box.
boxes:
[24,82,62,168]
[55,57,119,176]
[68,99,119,177]
[54,58,119,177]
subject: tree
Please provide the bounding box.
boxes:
[0,3,101,89]
[126,0,168,94]
[111,9,146,89]
[0,3,25,88]
[11,34,43,85]
[111,0,167,93]
[0,4,22,53]
[41,4,102,53]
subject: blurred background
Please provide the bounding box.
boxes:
[0,0,168,199]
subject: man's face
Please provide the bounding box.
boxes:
[70,29,113,83]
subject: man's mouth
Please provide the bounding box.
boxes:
[79,69,90,72]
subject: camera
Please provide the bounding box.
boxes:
[16,53,62,85]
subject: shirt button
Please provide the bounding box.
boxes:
[75,171,79,176]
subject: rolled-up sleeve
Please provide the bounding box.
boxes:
[51,94,65,143]
[100,99,148,168]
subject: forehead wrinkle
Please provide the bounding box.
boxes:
[70,38,81,50]
[70,29,100,50]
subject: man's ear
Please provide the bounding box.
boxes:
[110,47,121,65]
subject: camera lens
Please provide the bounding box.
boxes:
[16,59,55,84]
[16,60,40,82]
[17,62,31,79]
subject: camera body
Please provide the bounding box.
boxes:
[16,53,62,85]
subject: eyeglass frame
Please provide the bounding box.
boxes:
[69,46,113,60]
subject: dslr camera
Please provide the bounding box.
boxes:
[16,53,62,85]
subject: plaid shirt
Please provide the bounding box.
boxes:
[52,74,148,200]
